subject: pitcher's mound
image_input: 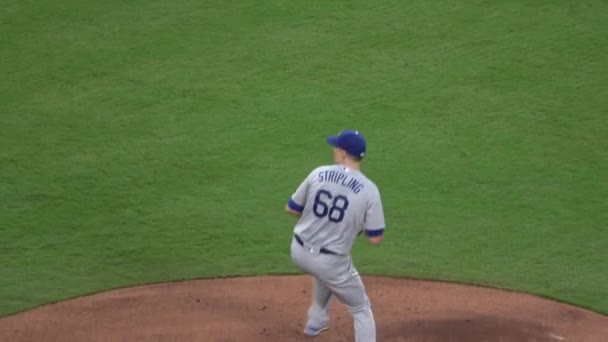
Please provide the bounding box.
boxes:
[1,275,606,341]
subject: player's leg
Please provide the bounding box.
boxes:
[337,266,376,342]
[306,276,332,329]
[290,239,374,339]
[318,256,376,342]
[290,239,333,334]
[290,238,313,273]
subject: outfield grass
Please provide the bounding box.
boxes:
[1,0,607,316]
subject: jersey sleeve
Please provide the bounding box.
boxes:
[363,187,385,237]
[287,170,314,213]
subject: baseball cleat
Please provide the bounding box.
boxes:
[303,324,329,336]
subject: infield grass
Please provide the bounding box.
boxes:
[1,0,607,316]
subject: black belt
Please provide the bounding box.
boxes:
[294,234,337,255]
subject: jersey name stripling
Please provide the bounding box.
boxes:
[317,169,364,194]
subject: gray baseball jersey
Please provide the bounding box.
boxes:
[288,164,385,255]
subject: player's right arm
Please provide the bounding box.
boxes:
[363,186,386,246]
[285,203,302,217]
[285,169,314,218]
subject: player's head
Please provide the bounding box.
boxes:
[326,129,366,164]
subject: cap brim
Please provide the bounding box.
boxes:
[326,136,339,147]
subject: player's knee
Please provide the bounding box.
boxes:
[346,298,372,314]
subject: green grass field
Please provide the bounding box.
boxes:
[1,0,607,317]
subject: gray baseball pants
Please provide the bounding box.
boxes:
[290,236,376,342]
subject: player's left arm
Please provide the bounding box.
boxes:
[363,187,386,245]
[285,171,311,217]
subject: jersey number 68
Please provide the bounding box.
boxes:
[313,189,350,223]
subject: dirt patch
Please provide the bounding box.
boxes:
[0,275,606,341]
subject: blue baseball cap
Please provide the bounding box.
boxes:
[326,130,367,159]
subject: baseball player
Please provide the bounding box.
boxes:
[285,129,385,342]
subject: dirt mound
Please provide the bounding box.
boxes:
[1,275,606,341]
